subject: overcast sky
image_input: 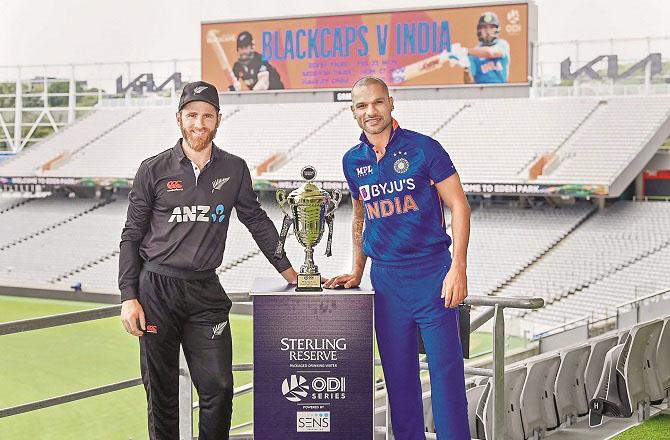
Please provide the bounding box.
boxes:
[1,0,669,67]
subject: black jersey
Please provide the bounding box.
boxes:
[119,140,290,301]
[231,52,284,90]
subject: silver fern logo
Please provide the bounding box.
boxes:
[211,321,228,339]
[194,86,208,94]
[211,177,230,193]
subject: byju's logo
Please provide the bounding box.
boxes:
[282,375,309,402]
[168,204,226,223]
[359,185,371,201]
[359,178,415,202]
[358,185,370,200]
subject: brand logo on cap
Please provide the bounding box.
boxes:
[193,86,208,94]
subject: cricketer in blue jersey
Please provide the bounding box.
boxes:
[463,11,510,84]
[324,77,472,440]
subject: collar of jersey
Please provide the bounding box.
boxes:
[359,119,402,157]
[173,139,221,165]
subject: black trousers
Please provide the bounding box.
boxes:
[138,268,234,440]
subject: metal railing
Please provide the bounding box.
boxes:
[533,287,670,337]
[0,294,543,439]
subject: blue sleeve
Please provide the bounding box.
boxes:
[426,140,457,183]
[467,54,477,71]
[497,40,510,58]
[342,154,360,199]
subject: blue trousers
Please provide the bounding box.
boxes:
[371,252,470,440]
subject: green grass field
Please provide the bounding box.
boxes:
[613,414,670,439]
[0,295,521,439]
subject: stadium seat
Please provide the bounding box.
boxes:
[626,320,665,407]
[590,319,664,426]
[554,344,591,424]
[478,365,527,440]
[466,382,487,438]
[589,336,633,427]
[656,317,670,395]
[584,335,619,401]
[520,354,561,438]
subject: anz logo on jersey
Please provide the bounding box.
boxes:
[168,204,226,223]
[359,178,418,220]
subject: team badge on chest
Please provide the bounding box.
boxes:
[393,151,409,174]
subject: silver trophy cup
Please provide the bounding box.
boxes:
[275,166,342,291]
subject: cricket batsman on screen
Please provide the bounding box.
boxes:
[462,11,510,84]
[391,11,510,85]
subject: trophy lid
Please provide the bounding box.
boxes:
[290,165,328,201]
[301,166,317,181]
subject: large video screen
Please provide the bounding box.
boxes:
[202,3,529,92]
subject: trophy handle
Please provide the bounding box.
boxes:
[326,189,343,216]
[276,190,292,218]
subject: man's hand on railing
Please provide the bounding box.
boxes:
[121,299,146,337]
[442,262,468,308]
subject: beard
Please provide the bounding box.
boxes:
[358,116,392,136]
[180,124,217,152]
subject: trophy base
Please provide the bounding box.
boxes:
[296,273,322,292]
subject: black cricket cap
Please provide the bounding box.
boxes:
[178,81,220,112]
[237,31,253,49]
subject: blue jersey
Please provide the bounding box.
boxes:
[342,120,457,263]
[468,39,510,83]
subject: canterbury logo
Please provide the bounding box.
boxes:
[166,180,183,191]
[212,321,228,339]
[194,86,208,94]
[211,177,230,193]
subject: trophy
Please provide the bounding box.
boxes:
[275,166,342,291]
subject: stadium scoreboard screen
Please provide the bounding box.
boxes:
[201,2,533,92]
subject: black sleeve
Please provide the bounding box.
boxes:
[118,162,154,302]
[234,162,292,273]
[264,62,285,90]
[232,62,243,79]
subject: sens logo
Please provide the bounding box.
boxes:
[166,180,183,192]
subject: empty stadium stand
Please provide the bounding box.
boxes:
[455,315,670,439]
[535,96,670,187]
[0,108,140,176]
[452,204,594,296]
[1,96,667,200]
[0,199,127,287]
[215,102,347,171]
[504,201,670,329]
[2,197,668,314]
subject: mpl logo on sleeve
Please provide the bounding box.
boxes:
[356,165,373,177]
[297,411,330,432]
